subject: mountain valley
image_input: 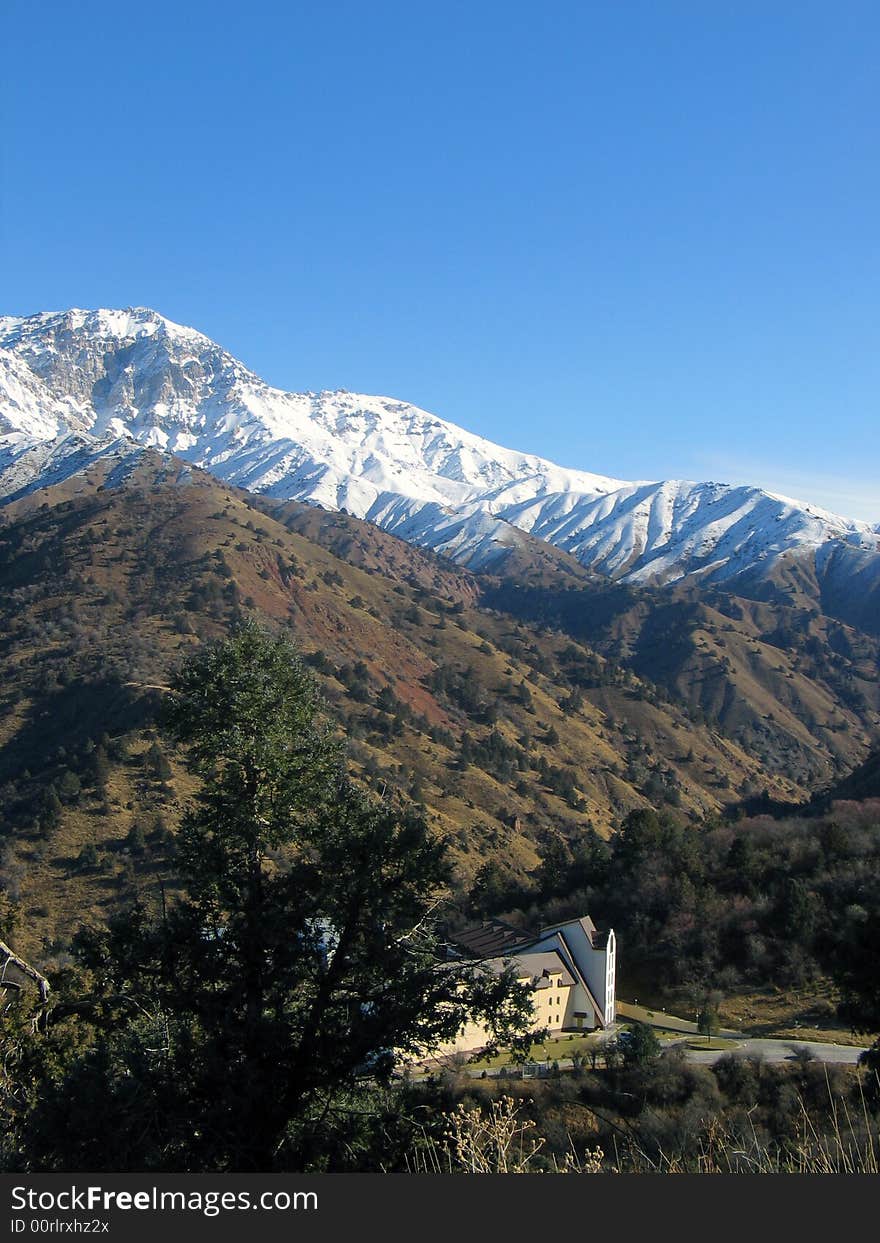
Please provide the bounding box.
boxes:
[0,308,878,972]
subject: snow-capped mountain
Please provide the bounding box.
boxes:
[1,307,877,584]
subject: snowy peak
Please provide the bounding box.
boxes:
[0,307,214,358]
[0,307,246,444]
[0,347,71,441]
[0,306,877,585]
[499,477,877,584]
[0,308,629,535]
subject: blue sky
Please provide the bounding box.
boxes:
[2,1,878,520]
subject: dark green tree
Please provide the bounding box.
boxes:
[466,859,520,917]
[57,770,81,804]
[40,787,63,832]
[619,1021,661,1067]
[535,832,572,900]
[696,991,723,1045]
[817,906,880,1098]
[33,622,532,1172]
[89,745,110,792]
[125,821,147,856]
[833,911,880,1035]
[75,843,100,872]
[516,681,533,709]
[144,741,172,781]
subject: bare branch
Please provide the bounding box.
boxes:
[0,939,50,1004]
[394,896,445,946]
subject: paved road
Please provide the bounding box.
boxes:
[616,1000,739,1038]
[680,1037,865,1065]
[615,1002,867,1061]
[460,1037,866,1080]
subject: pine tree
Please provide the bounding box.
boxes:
[40,786,63,832]
[57,770,81,804]
[47,622,532,1171]
[90,745,110,792]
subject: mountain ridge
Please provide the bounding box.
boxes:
[1,307,877,596]
[0,432,878,969]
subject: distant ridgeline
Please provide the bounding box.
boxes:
[1,307,878,617]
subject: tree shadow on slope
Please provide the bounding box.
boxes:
[0,676,161,783]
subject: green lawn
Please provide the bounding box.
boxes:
[465,1031,604,1072]
[464,1025,683,1073]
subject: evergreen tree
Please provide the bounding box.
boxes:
[697,992,723,1045]
[36,622,532,1171]
[125,821,147,855]
[89,745,110,792]
[535,832,572,900]
[619,1022,661,1067]
[75,843,99,872]
[57,770,81,804]
[40,787,63,832]
[144,741,172,781]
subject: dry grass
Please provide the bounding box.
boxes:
[405,1079,880,1174]
[719,983,873,1047]
[3,458,816,959]
[405,1096,605,1173]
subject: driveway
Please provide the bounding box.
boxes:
[678,1037,865,1065]
[459,1036,866,1080]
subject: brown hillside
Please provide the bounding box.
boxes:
[482,578,880,790]
[0,452,820,961]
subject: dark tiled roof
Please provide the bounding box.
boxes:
[508,952,576,989]
[450,918,534,959]
[472,950,577,990]
[538,915,609,949]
